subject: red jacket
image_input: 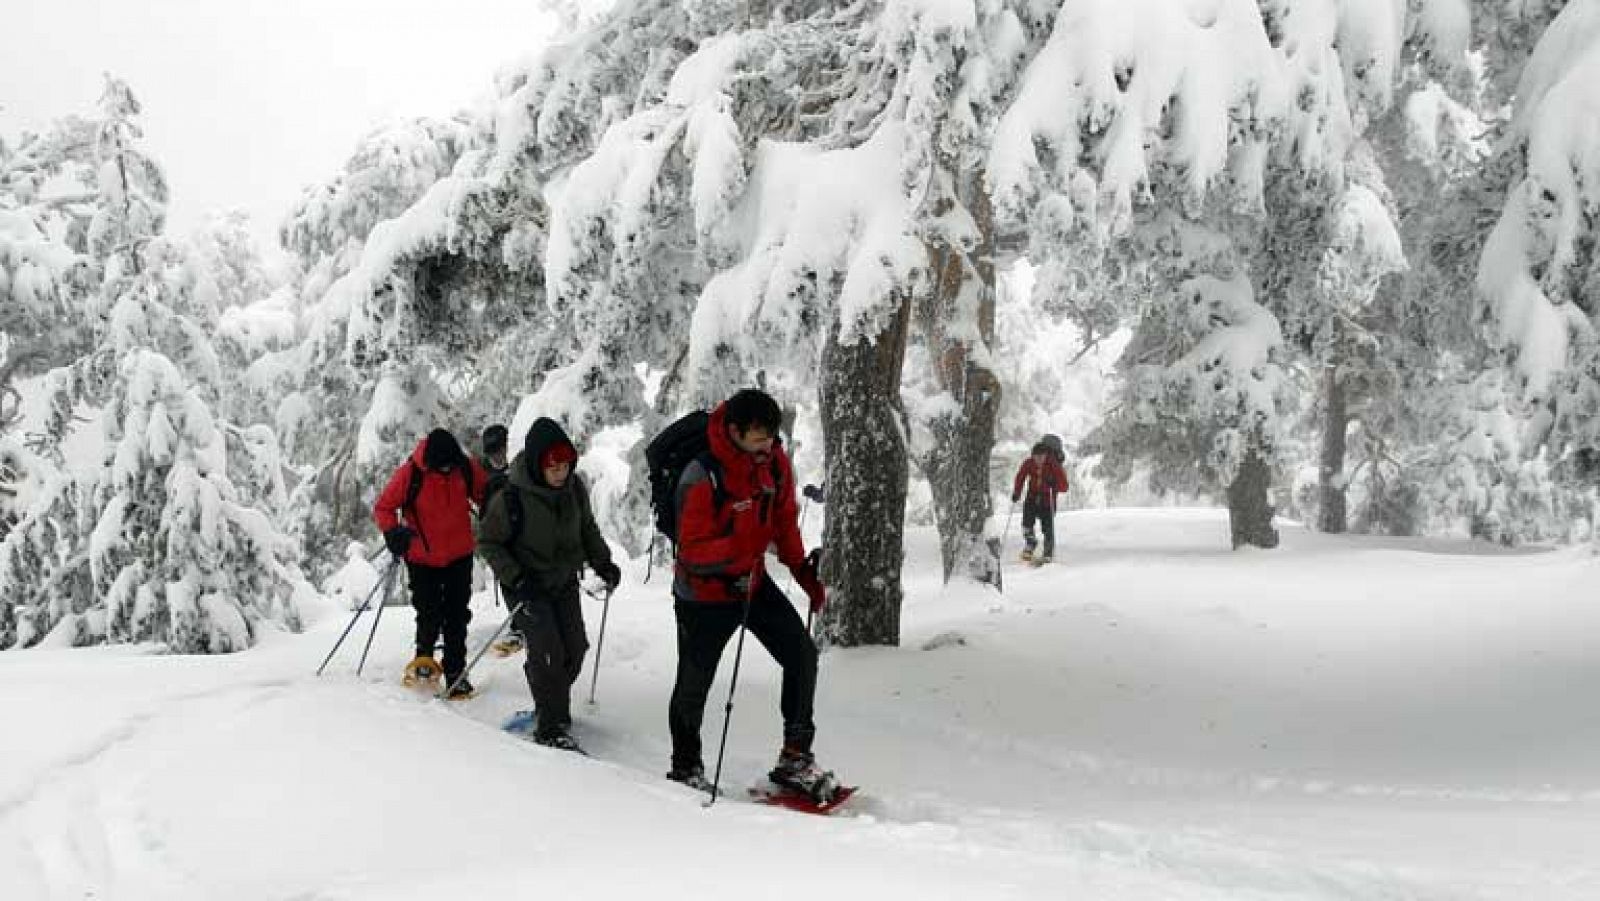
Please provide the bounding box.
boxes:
[373,440,488,567]
[1013,456,1068,508]
[673,403,806,602]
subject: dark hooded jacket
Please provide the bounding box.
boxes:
[476,418,614,592]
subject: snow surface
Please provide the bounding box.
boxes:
[4,509,1597,899]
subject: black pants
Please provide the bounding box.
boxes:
[509,577,588,738]
[408,555,474,677]
[1022,497,1055,557]
[668,575,818,772]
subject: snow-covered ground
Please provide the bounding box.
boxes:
[4,509,1598,900]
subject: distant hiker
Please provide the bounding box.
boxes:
[480,423,510,486]
[477,423,525,651]
[1012,436,1069,565]
[373,428,488,697]
[658,388,833,800]
[477,418,620,752]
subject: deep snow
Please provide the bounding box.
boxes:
[3,508,1598,899]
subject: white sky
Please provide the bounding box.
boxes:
[0,0,556,252]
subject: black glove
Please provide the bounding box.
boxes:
[802,484,825,503]
[593,560,622,591]
[383,526,413,558]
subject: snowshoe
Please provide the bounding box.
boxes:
[402,655,443,689]
[1019,548,1035,563]
[1029,554,1052,567]
[442,676,476,700]
[750,782,858,815]
[768,750,842,805]
[502,709,538,736]
[667,764,713,792]
[491,633,525,658]
[534,730,586,754]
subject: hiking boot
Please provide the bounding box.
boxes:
[666,764,712,792]
[444,676,475,699]
[534,730,584,753]
[769,749,839,803]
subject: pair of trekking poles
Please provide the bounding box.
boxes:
[316,553,618,706]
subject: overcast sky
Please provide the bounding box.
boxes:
[0,0,555,251]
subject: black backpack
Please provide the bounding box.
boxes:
[645,410,720,542]
[478,466,525,539]
[1040,434,1066,464]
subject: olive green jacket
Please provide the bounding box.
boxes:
[477,450,613,592]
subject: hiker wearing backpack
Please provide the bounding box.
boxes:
[479,423,523,654]
[1012,436,1069,565]
[654,389,832,800]
[373,429,488,697]
[480,423,510,487]
[477,417,620,752]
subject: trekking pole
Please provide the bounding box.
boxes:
[439,594,529,701]
[644,532,656,584]
[586,584,615,705]
[316,559,399,676]
[356,560,400,677]
[707,560,763,807]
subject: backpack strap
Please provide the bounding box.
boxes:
[696,451,725,511]
[504,488,524,541]
[403,461,424,513]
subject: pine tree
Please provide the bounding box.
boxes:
[1476,0,1600,542]
[1,80,307,650]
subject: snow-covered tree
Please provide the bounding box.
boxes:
[189,210,274,311]
[1477,0,1600,532]
[2,80,307,650]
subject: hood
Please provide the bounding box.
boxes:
[416,428,468,472]
[521,417,578,489]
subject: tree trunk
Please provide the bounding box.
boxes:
[817,298,911,648]
[1317,365,1349,533]
[1227,435,1279,549]
[919,173,1002,585]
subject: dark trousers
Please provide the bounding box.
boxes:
[408,555,474,677]
[668,575,818,772]
[1022,496,1055,557]
[509,577,588,738]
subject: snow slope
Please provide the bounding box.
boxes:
[3,509,1598,900]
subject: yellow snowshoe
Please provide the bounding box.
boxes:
[491,634,525,658]
[402,655,443,689]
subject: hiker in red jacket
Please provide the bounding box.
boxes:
[373,429,488,696]
[1012,438,1069,564]
[666,388,833,801]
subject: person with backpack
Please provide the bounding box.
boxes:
[373,428,488,697]
[480,424,510,486]
[477,418,620,752]
[656,388,832,800]
[1012,436,1069,565]
[478,423,526,655]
